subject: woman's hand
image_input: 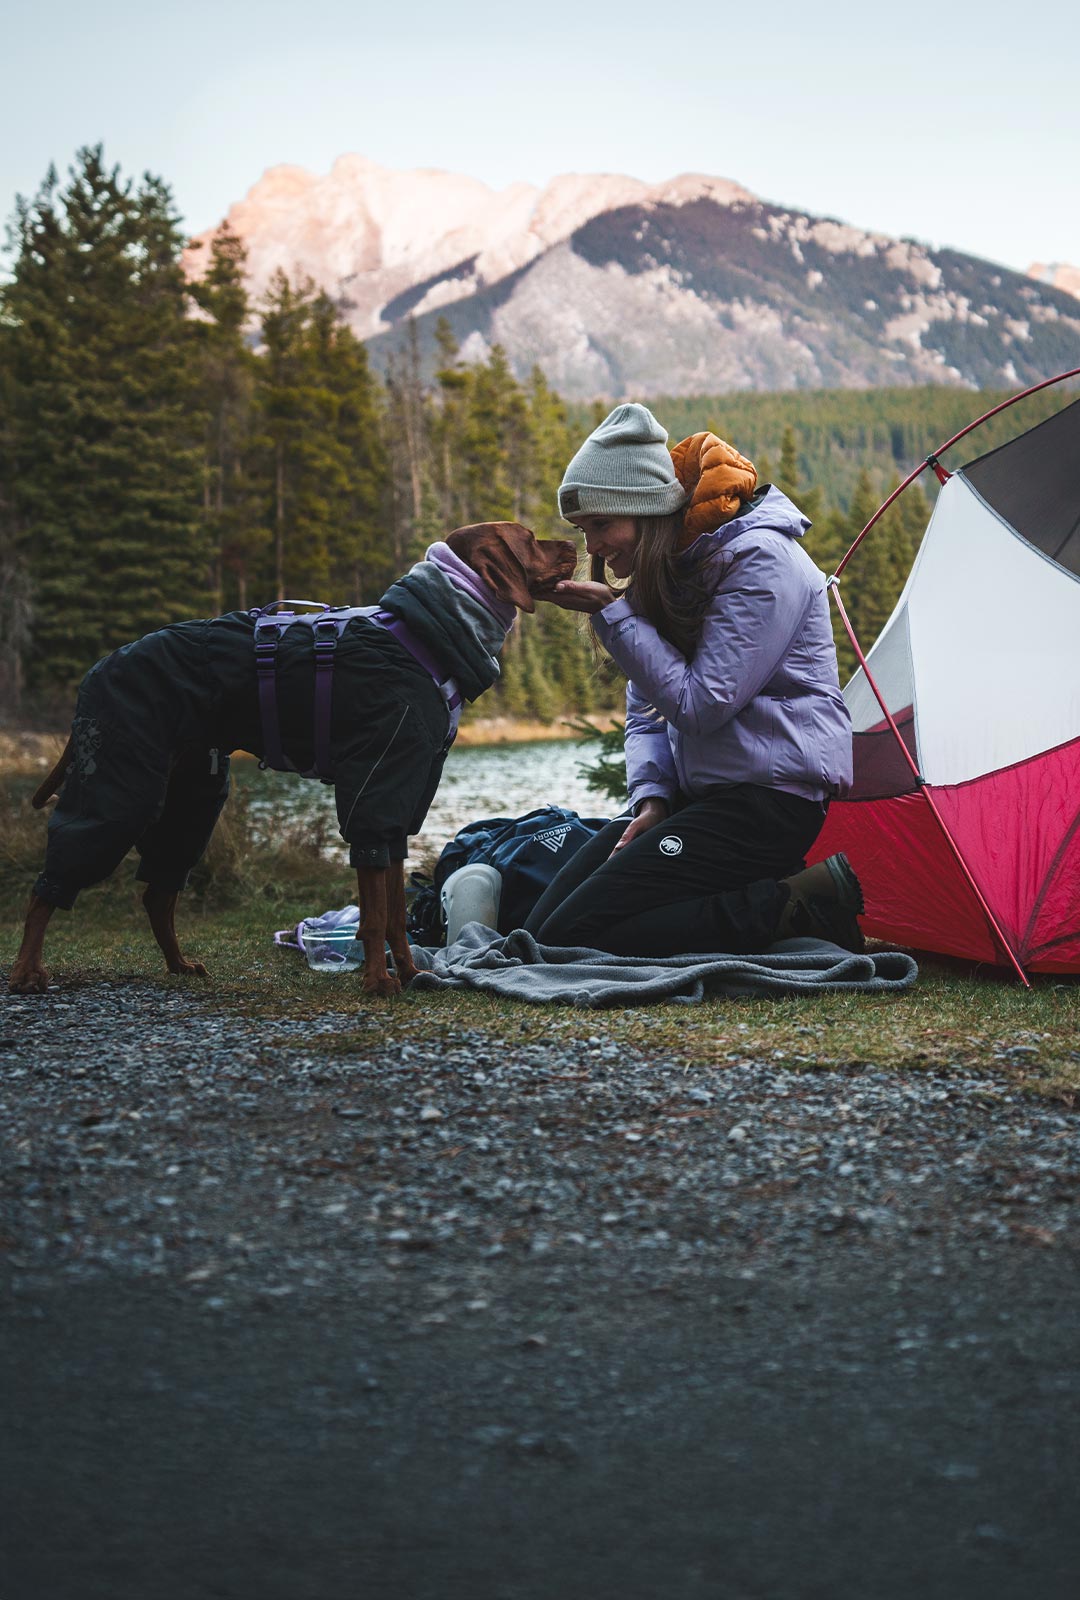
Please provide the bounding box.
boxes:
[539,580,616,614]
[609,797,669,857]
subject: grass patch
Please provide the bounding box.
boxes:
[4,893,1078,1101]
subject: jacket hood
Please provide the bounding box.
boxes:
[670,431,757,545]
[680,485,811,559]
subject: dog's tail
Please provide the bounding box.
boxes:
[32,738,73,809]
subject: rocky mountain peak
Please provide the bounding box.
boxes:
[185,157,1080,399]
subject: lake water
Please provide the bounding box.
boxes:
[234,738,618,867]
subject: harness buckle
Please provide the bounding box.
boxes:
[254,619,284,687]
[313,618,339,654]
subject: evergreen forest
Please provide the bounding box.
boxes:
[1,149,1074,721]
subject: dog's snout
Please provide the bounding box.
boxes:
[529,540,579,592]
[539,537,579,575]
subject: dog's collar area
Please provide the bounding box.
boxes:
[425,541,517,631]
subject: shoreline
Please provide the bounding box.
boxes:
[0,715,621,773]
[453,713,619,748]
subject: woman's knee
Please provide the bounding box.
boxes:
[523,819,627,934]
[533,884,616,949]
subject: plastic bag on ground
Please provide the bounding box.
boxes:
[274,905,364,973]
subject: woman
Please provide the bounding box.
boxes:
[529,402,862,955]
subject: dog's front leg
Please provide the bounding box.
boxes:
[142,886,209,977]
[8,893,56,994]
[385,860,418,988]
[356,866,400,997]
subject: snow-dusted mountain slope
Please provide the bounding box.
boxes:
[186,157,1080,398]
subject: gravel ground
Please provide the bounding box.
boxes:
[3,982,1079,1599]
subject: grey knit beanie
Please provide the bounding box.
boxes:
[557,403,688,520]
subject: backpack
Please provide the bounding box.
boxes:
[406,805,612,942]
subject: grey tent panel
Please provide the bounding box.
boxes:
[961,396,1080,578]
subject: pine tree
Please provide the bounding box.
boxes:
[777,425,800,502]
[428,317,472,536]
[0,323,33,711]
[775,421,823,523]
[842,470,894,659]
[523,366,575,538]
[188,224,261,610]
[458,345,518,522]
[308,292,387,601]
[251,272,334,598]
[383,318,428,566]
[3,147,208,688]
[247,276,391,605]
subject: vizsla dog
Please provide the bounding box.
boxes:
[9,522,577,997]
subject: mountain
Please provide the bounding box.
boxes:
[186,158,1080,399]
[1028,261,1080,301]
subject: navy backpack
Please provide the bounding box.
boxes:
[407,805,613,942]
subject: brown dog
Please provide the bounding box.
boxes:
[9,521,577,997]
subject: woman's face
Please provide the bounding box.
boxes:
[568,514,638,580]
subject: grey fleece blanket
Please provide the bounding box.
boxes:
[409,923,918,1007]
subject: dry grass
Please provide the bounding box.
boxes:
[0,730,68,778]
[0,770,348,913]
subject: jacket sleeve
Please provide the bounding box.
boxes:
[593,543,813,738]
[624,678,679,810]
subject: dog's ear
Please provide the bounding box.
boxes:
[446,522,537,613]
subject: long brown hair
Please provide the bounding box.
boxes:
[590,513,723,659]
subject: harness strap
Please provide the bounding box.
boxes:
[253,614,291,774]
[312,618,338,778]
[251,600,461,782]
[252,600,337,780]
[368,608,463,711]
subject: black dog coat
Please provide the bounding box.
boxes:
[35,612,451,909]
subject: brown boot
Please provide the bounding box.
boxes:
[776,853,865,953]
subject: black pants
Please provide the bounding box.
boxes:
[524,784,827,957]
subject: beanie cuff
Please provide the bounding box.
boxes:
[559,479,688,520]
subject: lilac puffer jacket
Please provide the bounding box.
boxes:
[592,487,853,808]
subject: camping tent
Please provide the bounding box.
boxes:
[810,381,1080,978]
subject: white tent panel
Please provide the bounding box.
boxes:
[845,604,915,734]
[844,476,939,733]
[883,473,1080,785]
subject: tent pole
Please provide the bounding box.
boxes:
[828,581,1031,986]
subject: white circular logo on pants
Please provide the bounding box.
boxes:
[659,835,683,856]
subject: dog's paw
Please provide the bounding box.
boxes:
[7,961,50,994]
[361,970,402,999]
[168,958,210,978]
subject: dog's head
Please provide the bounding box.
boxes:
[445,522,578,614]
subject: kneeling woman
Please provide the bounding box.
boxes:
[529,403,863,955]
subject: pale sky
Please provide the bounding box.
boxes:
[3,0,1078,274]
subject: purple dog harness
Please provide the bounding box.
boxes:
[251,601,462,780]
